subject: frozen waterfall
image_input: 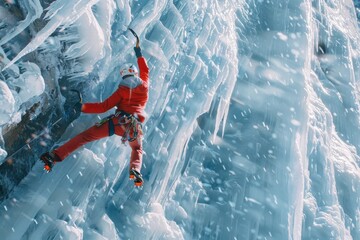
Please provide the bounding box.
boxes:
[0,0,359,239]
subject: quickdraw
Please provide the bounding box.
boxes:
[96,111,142,143]
[116,111,139,142]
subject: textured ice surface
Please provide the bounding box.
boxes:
[0,0,43,45]
[0,0,360,240]
[0,80,15,125]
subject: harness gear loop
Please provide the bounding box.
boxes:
[95,111,142,142]
[96,115,116,136]
[108,118,115,136]
[116,111,142,143]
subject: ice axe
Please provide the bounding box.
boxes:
[128,28,140,47]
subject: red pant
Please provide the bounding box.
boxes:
[53,117,143,172]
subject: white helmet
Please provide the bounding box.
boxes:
[120,64,138,79]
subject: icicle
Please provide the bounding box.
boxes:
[3,0,101,70]
[0,0,43,45]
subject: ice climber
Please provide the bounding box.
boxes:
[40,30,148,187]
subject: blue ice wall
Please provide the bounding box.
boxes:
[0,0,359,240]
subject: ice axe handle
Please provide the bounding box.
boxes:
[128,28,140,47]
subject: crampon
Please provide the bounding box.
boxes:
[40,152,56,173]
[129,169,143,187]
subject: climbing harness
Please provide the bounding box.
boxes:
[96,111,142,143]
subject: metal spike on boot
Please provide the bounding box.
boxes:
[40,152,56,172]
[129,168,143,187]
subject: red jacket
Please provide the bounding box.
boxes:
[81,57,149,122]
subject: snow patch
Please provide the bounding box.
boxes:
[0,145,7,164]
[0,80,15,125]
[14,62,45,103]
[134,202,184,240]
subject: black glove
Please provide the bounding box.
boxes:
[134,47,142,58]
[73,101,82,115]
[65,90,83,119]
